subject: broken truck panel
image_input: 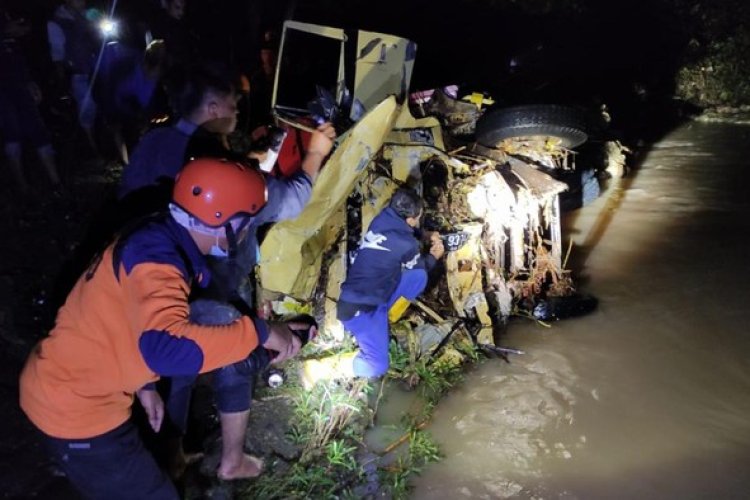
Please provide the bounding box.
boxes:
[444,223,494,344]
[354,30,416,113]
[272,21,346,116]
[258,96,401,298]
[392,100,444,142]
[357,174,399,240]
[273,21,415,126]
[507,158,568,199]
[384,144,442,184]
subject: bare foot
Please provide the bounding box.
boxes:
[217,454,264,480]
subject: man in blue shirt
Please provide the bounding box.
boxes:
[117,64,235,204]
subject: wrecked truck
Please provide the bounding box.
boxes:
[256,21,595,365]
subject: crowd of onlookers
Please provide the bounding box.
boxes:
[0,0,278,199]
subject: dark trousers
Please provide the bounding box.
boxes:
[44,421,179,500]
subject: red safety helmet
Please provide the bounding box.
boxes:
[172,158,267,227]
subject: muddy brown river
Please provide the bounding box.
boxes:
[405,120,750,498]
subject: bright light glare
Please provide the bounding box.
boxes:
[99,19,118,37]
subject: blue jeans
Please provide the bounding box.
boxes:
[342,269,427,377]
[44,421,179,500]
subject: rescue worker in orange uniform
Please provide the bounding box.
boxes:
[20,158,303,499]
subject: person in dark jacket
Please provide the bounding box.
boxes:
[149,0,193,68]
[94,39,167,163]
[47,0,99,151]
[302,188,445,386]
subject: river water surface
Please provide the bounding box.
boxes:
[408,120,750,498]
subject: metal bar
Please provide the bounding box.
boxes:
[414,300,445,323]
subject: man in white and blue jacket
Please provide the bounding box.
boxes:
[330,188,445,379]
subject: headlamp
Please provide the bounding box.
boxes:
[99,18,118,38]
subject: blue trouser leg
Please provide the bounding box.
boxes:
[344,269,427,377]
[44,421,179,500]
[212,347,270,413]
[165,300,251,432]
[344,304,388,377]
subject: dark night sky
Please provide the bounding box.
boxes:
[0,1,684,72]
[3,0,746,112]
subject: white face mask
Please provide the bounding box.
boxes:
[208,237,229,258]
[169,203,247,258]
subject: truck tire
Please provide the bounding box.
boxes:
[476,105,589,149]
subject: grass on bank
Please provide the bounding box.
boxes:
[237,336,478,499]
